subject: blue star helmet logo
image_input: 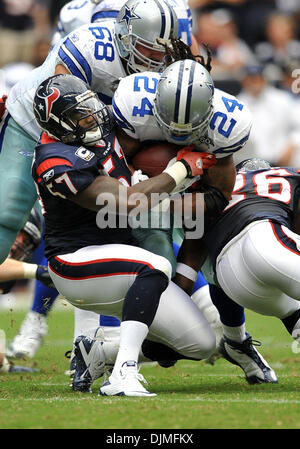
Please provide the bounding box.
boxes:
[119,4,141,27]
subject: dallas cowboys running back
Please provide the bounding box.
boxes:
[32,74,216,396]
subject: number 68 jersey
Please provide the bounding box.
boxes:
[204,167,300,267]
[112,72,253,158]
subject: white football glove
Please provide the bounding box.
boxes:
[131,169,149,185]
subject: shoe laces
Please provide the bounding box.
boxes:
[65,350,72,359]
[120,362,148,385]
[244,334,262,348]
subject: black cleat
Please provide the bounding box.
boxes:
[218,332,278,384]
[72,336,106,393]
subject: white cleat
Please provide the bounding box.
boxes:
[99,361,157,397]
[6,311,48,359]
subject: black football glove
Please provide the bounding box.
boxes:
[36,265,56,289]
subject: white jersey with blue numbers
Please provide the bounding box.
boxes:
[112,72,252,158]
[52,0,193,47]
[7,20,126,140]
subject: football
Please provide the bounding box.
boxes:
[131,142,179,177]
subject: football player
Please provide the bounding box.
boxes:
[201,158,300,383]
[111,38,251,353]
[51,0,198,55]
[0,208,53,374]
[31,74,217,396]
[0,0,179,265]
[0,0,180,359]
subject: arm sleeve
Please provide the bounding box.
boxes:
[37,158,97,199]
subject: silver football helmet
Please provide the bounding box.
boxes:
[114,0,179,74]
[153,59,215,145]
[236,158,272,172]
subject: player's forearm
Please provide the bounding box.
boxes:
[0,258,37,282]
[202,155,236,201]
[173,238,208,295]
[73,163,188,212]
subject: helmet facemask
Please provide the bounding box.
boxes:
[153,97,214,146]
[120,32,167,74]
[51,91,113,146]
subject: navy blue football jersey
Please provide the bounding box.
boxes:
[204,167,300,268]
[32,132,135,258]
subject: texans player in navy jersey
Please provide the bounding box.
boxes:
[178,158,300,384]
[32,74,217,397]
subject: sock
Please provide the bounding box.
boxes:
[31,281,58,316]
[111,320,148,377]
[209,284,245,327]
[74,308,100,341]
[222,323,247,343]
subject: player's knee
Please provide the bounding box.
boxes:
[181,328,216,360]
[150,254,173,281]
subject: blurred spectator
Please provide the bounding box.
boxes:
[255,12,300,82]
[280,59,300,96]
[42,0,70,29]
[192,1,277,47]
[0,0,51,67]
[235,65,300,167]
[196,8,257,79]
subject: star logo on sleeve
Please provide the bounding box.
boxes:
[119,5,141,27]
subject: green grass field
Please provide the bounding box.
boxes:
[0,299,299,430]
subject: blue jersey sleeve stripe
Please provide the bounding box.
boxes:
[61,38,92,85]
[112,99,135,133]
[91,10,119,22]
[58,47,88,84]
[213,144,244,154]
[214,132,250,152]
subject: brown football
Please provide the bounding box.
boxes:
[131,142,179,177]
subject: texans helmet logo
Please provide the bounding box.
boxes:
[35,86,60,123]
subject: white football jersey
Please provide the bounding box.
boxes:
[52,0,193,46]
[7,21,126,140]
[112,72,252,158]
[51,0,96,46]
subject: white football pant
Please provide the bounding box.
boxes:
[216,220,300,319]
[50,244,215,360]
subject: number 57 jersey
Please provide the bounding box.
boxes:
[112,72,253,159]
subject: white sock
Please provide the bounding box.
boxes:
[73,308,99,341]
[111,320,148,377]
[222,323,246,343]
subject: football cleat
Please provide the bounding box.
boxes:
[6,311,48,359]
[218,333,278,384]
[72,335,106,393]
[99,361,156,397]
